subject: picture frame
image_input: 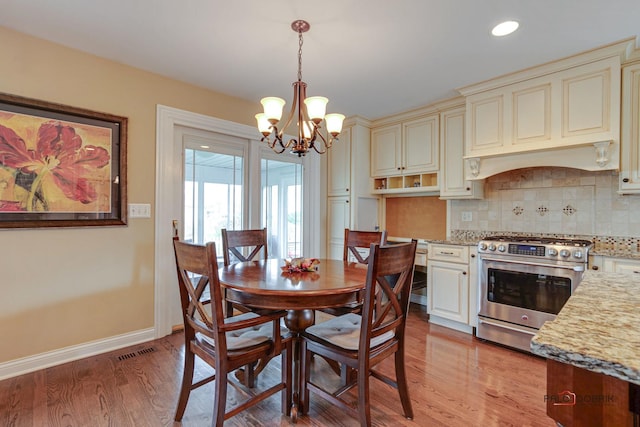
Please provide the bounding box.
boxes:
[0,93,127,228]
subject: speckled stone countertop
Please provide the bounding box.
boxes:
[531,271,640,386]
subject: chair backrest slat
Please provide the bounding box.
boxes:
[222,228,268,266]
[343,228,388,264]
[173,239,226,346]
[360,240,417,346]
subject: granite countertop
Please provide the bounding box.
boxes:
[387,236,477,246]
[531,271,640,385]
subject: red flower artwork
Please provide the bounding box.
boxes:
[0,121,110,211]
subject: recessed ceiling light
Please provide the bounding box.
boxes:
[492,20,520,37]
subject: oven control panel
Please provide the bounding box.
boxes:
[508,244,545,257]
[477,237,592,263]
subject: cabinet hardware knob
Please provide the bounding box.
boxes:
[346,200,349,203]
[470,254,476,258]
[346,188,349,191]
[592,265,599,270]
[466,187,470,191]
[623,178,630,183]
[463,271,467,275]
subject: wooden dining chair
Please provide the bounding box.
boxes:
[299,240,417,426]
[173,239,292,426]
[343,228,388,264]
[221,227,268,266]
[319,229,387,318]
[221,227,268,317]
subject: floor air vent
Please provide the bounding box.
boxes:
[117,346,156,361]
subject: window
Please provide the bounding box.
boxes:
[261,158,303,258]
[183,132,246,251]
[180,127,305,260]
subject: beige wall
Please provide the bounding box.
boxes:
[0,26,258,363]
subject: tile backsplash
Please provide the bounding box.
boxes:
[450,167,640,238]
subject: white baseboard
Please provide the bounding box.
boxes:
[0,328,156,381]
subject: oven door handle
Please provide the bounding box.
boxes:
[480,257,585,272]
[478,317,538,336]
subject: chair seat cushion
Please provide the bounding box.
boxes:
[305,312,394,350]
[200,312,287,350]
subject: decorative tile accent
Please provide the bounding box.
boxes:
[512,206,524,216]
[536,205,548,216]
[562,205,577,216]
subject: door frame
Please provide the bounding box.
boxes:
[154,105,321,337]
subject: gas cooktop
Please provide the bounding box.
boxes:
[481,235,592,247]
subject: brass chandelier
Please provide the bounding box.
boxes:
[255,20,345,157]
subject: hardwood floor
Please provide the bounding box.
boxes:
[0,305,555,426]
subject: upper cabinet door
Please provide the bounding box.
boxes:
[371,124,402,177]
[620,61,640,194]
[463,55,622,163]
[403,114,439,174]
[327,126,351,196]
[440,106,483,199]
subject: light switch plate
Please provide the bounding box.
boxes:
[129,203,151,218]
[461,211,472,222]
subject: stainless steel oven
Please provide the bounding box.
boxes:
[476,236,592,352]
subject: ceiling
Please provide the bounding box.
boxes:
[2,1,639,121]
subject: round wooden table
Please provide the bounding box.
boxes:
[219,258,369,420]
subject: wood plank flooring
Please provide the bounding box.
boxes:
[0,305,555,426]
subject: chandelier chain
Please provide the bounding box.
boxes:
[297,30,303,82]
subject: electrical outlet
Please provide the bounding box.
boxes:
[461,211,473,222]
[128,203,151,218]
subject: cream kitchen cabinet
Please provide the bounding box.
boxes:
[427,243,475,334]
[603,257,640,275]
[327,126,351,197]
[457,40,632,180]
[326,117,379,259]
[326,196,350,259]
[590,254,640,276]
[439,105,484,199]
[620,60,640,194]
[370,114,439,194]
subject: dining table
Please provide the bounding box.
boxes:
[218,257,369,421]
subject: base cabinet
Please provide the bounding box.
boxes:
[427,244,476,332]
[546,359,634,427]
[591,254,640,275]
[602,257,640,275]
[427,260,469,323]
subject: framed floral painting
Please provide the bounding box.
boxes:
[0,93,127,228]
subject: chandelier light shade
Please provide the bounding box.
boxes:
[255,20,345,156]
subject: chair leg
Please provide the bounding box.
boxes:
[299,340,311,415]
[395,348,414,419]
[357,363,371,427]
[175,349,195,421]
[212,367,228,427]
[282,343,292,416]
[244,362,256,388]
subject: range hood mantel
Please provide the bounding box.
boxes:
[464,140,618,180]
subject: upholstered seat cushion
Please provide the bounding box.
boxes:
[200,312,287,350]
[305,312,394,350]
